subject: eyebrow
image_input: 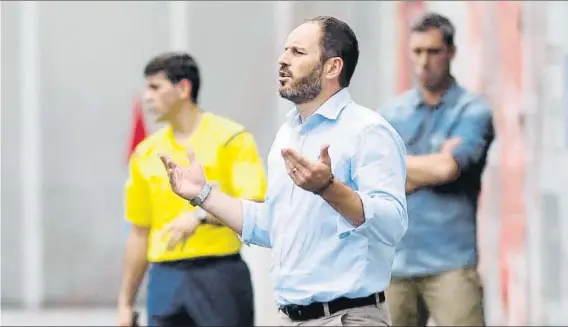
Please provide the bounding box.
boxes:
[285,46,308,52]
[412,46,444,50]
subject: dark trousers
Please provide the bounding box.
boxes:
[146,254,254,327]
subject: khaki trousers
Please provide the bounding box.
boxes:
[386,267,485,326]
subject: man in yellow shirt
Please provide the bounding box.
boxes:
[117,52,267,327]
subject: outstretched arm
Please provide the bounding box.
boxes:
[199,189,245,233]
[201,131,268,226]
[159,146,272,248]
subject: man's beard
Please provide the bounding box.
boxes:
[279,63,322,104]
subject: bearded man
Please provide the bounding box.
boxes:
[159,16,408,326]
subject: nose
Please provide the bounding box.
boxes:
[417,52,429,68]
[278,50,290,66]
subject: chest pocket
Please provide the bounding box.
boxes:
[201,152,225,193]
[428,100,470,152]
[392,103,469,153]
[144,158,170,193]
[386,108,423,147]
[143,159,182,218]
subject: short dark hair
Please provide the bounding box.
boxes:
[411,12,455,46]
[143,52,201,104]
[305,16,359,88]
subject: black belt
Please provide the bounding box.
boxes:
[280,292,385,322]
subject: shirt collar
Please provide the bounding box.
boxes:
[286,88,353,125]
[411,78,461,109]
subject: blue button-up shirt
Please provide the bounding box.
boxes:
[240,88,408,306]
[379,82,494,277]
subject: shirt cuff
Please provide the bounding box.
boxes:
[238,199,257,246]
[450,146,471,172]
[337,191,375,239]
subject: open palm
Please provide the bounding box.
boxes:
[159,147,206,201]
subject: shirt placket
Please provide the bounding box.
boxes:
[416,108,438,154]
[276,122,308,297]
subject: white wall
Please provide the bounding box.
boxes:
[0,2,394,325]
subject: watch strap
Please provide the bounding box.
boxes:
[189,183,212,207]
[313,173,335,195]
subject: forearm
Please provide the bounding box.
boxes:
[321,180,365,226]
[118,227,149,307]
[200,189,244,233]
[406,153,457,187]
[204,199,263,226]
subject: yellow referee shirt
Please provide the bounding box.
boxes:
[125,112,267,262]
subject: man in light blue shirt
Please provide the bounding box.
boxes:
[159,16,407,326]
[379,13,493,326]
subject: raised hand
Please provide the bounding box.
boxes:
[281,144,334,194]
[159,147,206,201]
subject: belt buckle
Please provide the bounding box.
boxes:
[283,305,303,321]
[295,308,303,319]
[290,305,302,320]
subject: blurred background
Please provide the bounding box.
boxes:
[1,0,567,325]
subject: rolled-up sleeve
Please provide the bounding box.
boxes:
[240,199,272,248]
[450,101,494,172]
[337,123,408,246]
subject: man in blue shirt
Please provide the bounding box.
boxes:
[158,16,408,326]
[379,13,494,326]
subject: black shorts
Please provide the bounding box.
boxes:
[146,254,254,326]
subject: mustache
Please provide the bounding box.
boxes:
[279,67,292,78]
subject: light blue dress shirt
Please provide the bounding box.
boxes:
[378,82,494,277]
[240,88,408,306]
